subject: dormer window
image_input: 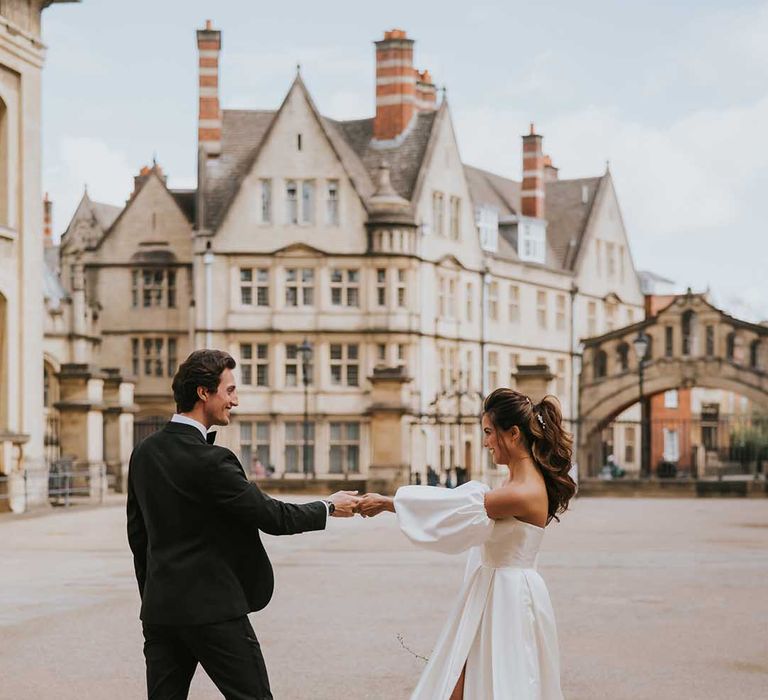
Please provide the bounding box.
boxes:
[475,205,498,253]
[518,218,546,264]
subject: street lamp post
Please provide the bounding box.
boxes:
[633,331,650,478]
[297,338,313,479]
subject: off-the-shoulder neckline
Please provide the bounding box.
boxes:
[511,516,545,531]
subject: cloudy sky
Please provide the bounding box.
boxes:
[41,0,768,320]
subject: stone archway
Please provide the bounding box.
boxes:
[578,292,768,475]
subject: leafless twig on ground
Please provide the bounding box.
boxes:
[396,633,429,663]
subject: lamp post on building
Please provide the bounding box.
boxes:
[297,338,314,479]
[633,331,650,478]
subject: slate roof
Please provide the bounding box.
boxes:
[328,111,437,201]
[464,164,603,271]
[202,109,276,230]
[170,189,196,224]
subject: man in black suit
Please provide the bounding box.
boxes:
[127,349,360,699]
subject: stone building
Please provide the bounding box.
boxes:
[54,24,646,487]
[0,0,78,511]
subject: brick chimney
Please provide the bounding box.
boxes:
[543,154,559,183]
[374,29,416,142]
[43,192,52,248]
[196,20,222,157]
[521,123,545,218]
[415,70,437,112]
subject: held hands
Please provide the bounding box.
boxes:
[327,490,361,518]
[356,493,395,518]
[325,491,395,518]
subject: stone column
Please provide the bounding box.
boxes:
[55,364,106,503]
[367,366,414,495]
[513,363,555,403]
[102,368,137,493]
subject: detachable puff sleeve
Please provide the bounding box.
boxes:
[394,481,494,554]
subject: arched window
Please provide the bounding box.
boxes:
[750,340,760,369]
[593,350,608,379]
[617,343,629,372]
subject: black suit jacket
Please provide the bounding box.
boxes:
[127,422,327,625]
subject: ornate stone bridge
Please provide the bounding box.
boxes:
[579,292,768,472]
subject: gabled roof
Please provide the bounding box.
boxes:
[464,164,603,272]
[199,76,440,233]
[202,109,276,231]
[59,192,122,254]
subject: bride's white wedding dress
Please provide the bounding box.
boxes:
[395,480,564,699]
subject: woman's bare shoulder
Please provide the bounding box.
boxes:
[485,481,544,520]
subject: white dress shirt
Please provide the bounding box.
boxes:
[170,414,329,518]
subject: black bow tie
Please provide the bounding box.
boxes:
[206,432,217,445]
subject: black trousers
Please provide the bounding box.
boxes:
[142,616,272,700]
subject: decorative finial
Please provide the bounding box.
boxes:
[296,62,301,75]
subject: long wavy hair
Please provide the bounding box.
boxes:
[483,388,577,523]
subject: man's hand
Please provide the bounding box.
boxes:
[357,493,395,518]
[327,490,361,518]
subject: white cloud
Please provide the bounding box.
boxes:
[45,137,135,239]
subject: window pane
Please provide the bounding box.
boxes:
[347,422,360,440]
[331,366,342,384]
[240,422,252,442]
[330,344,342,360]
[256,365,268,386]
[257,344,268,359]
[330,422,342,441]
[329,445,343,473]
[347,446,359,473]
[347,344,359,360]
[256,422,270,441]
[241,366,252,385]
[347,365,359,386]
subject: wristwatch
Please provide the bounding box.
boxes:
[324,500,336,515]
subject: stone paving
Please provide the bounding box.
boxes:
[1,495,767,699]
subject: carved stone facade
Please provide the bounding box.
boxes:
[0,0,77,512]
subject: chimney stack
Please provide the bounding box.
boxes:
[196,20,222,157]
[543,154,559,183]
[415,70,437,112]
[521,123,545,218]
[374,29,416,142]
[43,192,52,248]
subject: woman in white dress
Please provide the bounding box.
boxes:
[358,389,577,700]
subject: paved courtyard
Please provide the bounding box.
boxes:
[1,495,767,699]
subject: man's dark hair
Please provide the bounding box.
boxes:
[172,350,236,413]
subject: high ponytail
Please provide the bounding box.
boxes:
[527,395,576,522]
[483,389,577,523]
